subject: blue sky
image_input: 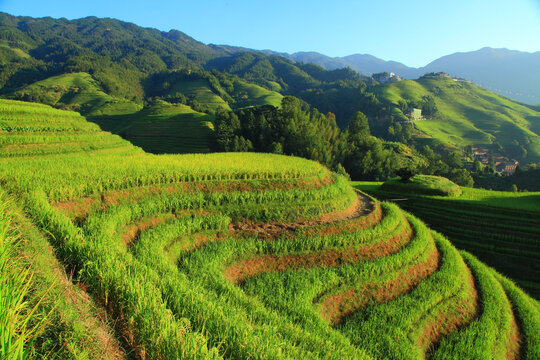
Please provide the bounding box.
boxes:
[1,0,539,67]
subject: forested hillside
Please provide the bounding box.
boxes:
[2,12,540,189]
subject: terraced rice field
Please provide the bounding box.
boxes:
[354,181,540,300]
[92,102,215,154]
[1,99,538,359]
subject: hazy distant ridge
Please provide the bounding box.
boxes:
[257,47,540,105]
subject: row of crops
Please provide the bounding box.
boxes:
[359,185,540,300]
[1,99,538,359]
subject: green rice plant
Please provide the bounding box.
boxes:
[355,181,540,299]
[74,177,366,358]
[0,200,49,359]
[0,152,330,201]
[264,202,403,254]
[1,99,538,359]
[4,193,127,359]
[431,251,518,360]
[130,215,373,359]
[235,212,429,331]
[22,189,223,359]
[494,272,540,359]
[177,208,423,357]
[337,231,477,360]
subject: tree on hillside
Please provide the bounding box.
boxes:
[213,97,421,181]
[397,167,416,183]
[421,95,438,117]
[419,145,474,186]
[387,122,413,144]
[347,111,370,142]
[464,145,474,157]
[447,151,463,168]
[472,159,484,173]
[214,110,241,151]
[449,168,474,187]
[398,99,408,112]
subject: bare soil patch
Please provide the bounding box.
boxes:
[504,295,522,360]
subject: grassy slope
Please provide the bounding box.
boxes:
[352,180,540,299]
[230,79,283,108]
[0,99,138,157]
[381,175,462,197]
[165,78,283,110]
[9,72,142,116]
[2,193,125,359]
[91,101,215,154]
[374,77,540,162]
[92,79,283,154]
[7,74,219,154]
[9,74,283,154]
[456,186,540,211]
[0,43,31,63]
[171,79,231,111]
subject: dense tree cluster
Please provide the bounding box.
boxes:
[419,145,474,186]
[215,97,341,167]
[215,96,423,180]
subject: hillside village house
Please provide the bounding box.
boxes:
[372,72,402,83]
[496,160,519,175]
[472,147,519,175]
[405,108,422,120]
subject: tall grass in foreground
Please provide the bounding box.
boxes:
[0,201,48,359]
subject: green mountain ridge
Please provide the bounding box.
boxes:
[261,47,540,105]
[2,11,540,174]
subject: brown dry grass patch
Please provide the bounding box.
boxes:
[230,193,375,239]
[419,265,478,355]
[320,245,439,326]
[54,197,97,223]
[121,214,176,246]
[225,220,413,284]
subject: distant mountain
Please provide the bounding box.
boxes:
[272,48,540,105]
[340,54,416,77]
[419,48,540,105]
[260,50,350,71]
